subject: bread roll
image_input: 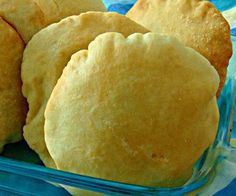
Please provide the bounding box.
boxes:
[127,0,232,96]
[45,32,219,195]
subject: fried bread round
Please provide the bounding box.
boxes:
[45,32,219,195]
[21,12,148,167]
[127,0,232,96]
[0,17,27,151]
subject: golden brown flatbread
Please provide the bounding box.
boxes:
[0,17,27,151]
[21,12,148,167]
[45,32,219,195]
[127,0,232,96]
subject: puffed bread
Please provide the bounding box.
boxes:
[127,0,232,96]
[22,12,148,167]
[0,17,27,151]
[45,32,219,195]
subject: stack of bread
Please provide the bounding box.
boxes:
[0,0,106,159]
[0,0,233,195]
